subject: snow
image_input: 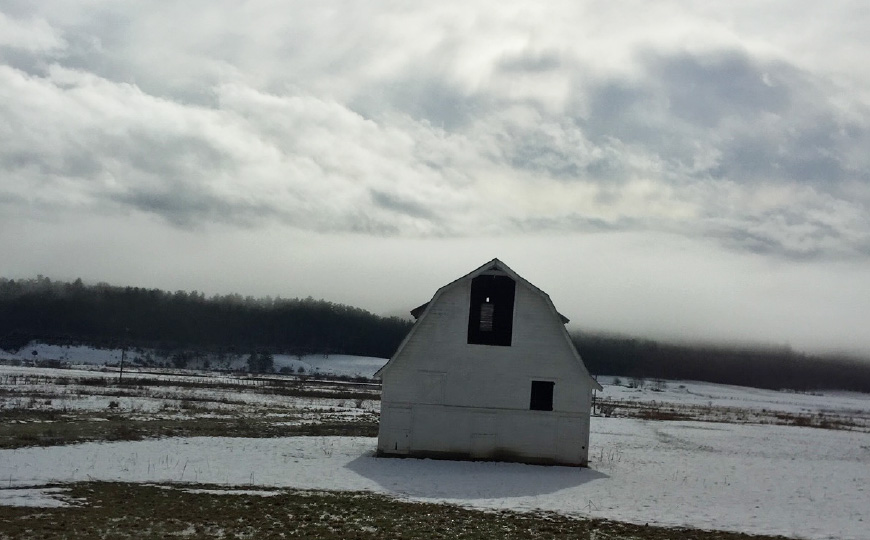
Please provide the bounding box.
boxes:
[1,366,380,421]
[0,344,123,365]
[598,377,870,416]
[0,342,388,378]
[274,354,387,378]
[2,419,868,539]
[0,487,74,508]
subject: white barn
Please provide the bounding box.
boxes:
[376,258,602,466]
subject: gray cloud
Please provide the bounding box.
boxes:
[370,189,437,222]
[564,47,870,196]
[708,217,838,261]
[497,49,563,73]
[648,50,793,127]
[500,119,630,183]
[110,185,272,229]
[353,75,492,131]
[510,214,641,234]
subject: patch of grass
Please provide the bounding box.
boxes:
[635,408,694,421]
[0,410,378,449]
[284,421,378,437]
[112,375,383,402]
[596,398,868,432]
[0,482,791,540]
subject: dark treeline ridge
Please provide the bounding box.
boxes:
[574,332,870,393]
[0,276,412,358]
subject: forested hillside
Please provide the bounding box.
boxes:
[574,333,870,393]
[0,276,411,358]
[2,276,869,392]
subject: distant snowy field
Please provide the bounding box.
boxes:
[0,342,388,378]
[596,375,870,418]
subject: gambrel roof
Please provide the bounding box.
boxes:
[375,258,602,390]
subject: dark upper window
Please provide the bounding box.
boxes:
[529,380,554,411]
[467,274,515,346]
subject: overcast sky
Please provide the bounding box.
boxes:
[2,1,869,355]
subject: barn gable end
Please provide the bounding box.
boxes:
[377,258,601,466]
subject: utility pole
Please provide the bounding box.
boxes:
[118,327,129,383]
[592,375,598,415]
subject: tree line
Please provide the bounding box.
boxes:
[573,332,870,393]
[2,275,869,392]
[0,276,411,358]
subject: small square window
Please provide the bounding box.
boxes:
[529,380,554,411]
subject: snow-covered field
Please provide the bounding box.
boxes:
[598,375,870,416]
[2,359,870,539]
[594,376,870,432]
[0,343,388,378]
[0,364,379,410]
[3,421,868,540]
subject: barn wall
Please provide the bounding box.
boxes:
[378,404,591,465]
[379,273,595,466]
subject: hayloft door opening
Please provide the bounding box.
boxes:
[530,380,554,411]
[467,274,515,346]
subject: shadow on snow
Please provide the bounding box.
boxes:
[345,452,608,500]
